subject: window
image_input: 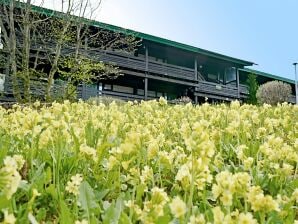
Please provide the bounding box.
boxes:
[207,73,217,82]
[225,67,236,84]
[103,84,112,90]
[148,90,156,97]
[157,92,163,97]
[98,83,103,91]
[113,85,134,94]
[0,73,5,92]
[137,89,144,96]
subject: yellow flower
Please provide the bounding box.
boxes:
[292,188,298,203]
[79,144,98,162]
[75,219,88,224]
[2,210,16,224]
[32,188,41,198]
[212,206,224,224]
[12,155,25,170]
[159,97,167,106]
[220,190,233,207]
[169,196,187,219]
[140,166,153,185]
[188,214,205,224]
[71,174,83,186]
[238,212,257,224]
[243,157,254,170]
[65,174,83,196]
[247,186,279,213]
[151,187,169,206]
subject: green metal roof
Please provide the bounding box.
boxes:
[14,2,255,66]
[239,68,295,85]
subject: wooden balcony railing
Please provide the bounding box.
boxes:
[77,84,157,101]
[196,81,239,98]
[98,51,202,81]
[289,95,296,104]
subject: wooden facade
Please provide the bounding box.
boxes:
[0,3,296,103]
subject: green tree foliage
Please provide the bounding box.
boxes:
[57,55,121,100]
[246,73,259,104]
[0,1,139,103]
[256,81,292,105]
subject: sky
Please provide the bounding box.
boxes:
[41,0,298,80]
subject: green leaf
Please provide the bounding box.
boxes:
[0,194,10,210]
[78,181,98,219]
[102,197,124,224]
[135,184,146,203]
[119,212,131,224]
[59,199,73,224]
[95,189,109,201]
[46,184,58,201]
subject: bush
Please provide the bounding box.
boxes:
[246,73,258,104]
[87,96,126,106]
[170,96,192,104]
[256,81,292,105]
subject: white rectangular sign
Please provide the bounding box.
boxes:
[0,73,5,92]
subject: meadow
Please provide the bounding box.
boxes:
[0,99,297,224]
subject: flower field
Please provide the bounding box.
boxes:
[0,99,297,224]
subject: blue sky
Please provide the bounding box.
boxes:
[96,0,298,80]
[42,0,298,80]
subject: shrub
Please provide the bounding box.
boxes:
[87,96,126,106]
[170,96,192,104]
[246,73,258,105]
[256,81,292,105]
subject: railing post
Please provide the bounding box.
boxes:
[144,77,148,100]
[145,46,148,72]
[194,58,198,81]
[144,46,148,100]
[194,58,199,104]
[236,68,240,99]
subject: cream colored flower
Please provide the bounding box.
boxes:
[74,219,88,224]
[2,210,16,224]
[169,196,187,219]
[65,174,83,196]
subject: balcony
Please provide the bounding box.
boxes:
[195,81,248,100]
[98,51,199,81]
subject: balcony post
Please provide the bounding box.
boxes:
[236,68,240,99]
[194,58,198,81]
[144,77,148,100]
[145,46,148,72]
[194,58,198,104]
[145,46,148,100]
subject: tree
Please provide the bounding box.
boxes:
[246,73,258,104]
[57,55,120,100]
[0,0,139,102]
[256,81,292,105]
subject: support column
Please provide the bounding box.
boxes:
[236,68,240,99]
[145,46,148,72]
[144,77,148,100]
[194,58,198,81]
[144,46,149,100]
[194,57,199,104]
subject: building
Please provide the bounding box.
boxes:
[0,3,296,103]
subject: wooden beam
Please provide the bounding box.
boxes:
[144,77,148,100]
[120,69,197,87]
[145,46,148,72]
[236,68,240,98]
[195,96,198,104]
[194,58,198,81]
[145,46,148,100]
